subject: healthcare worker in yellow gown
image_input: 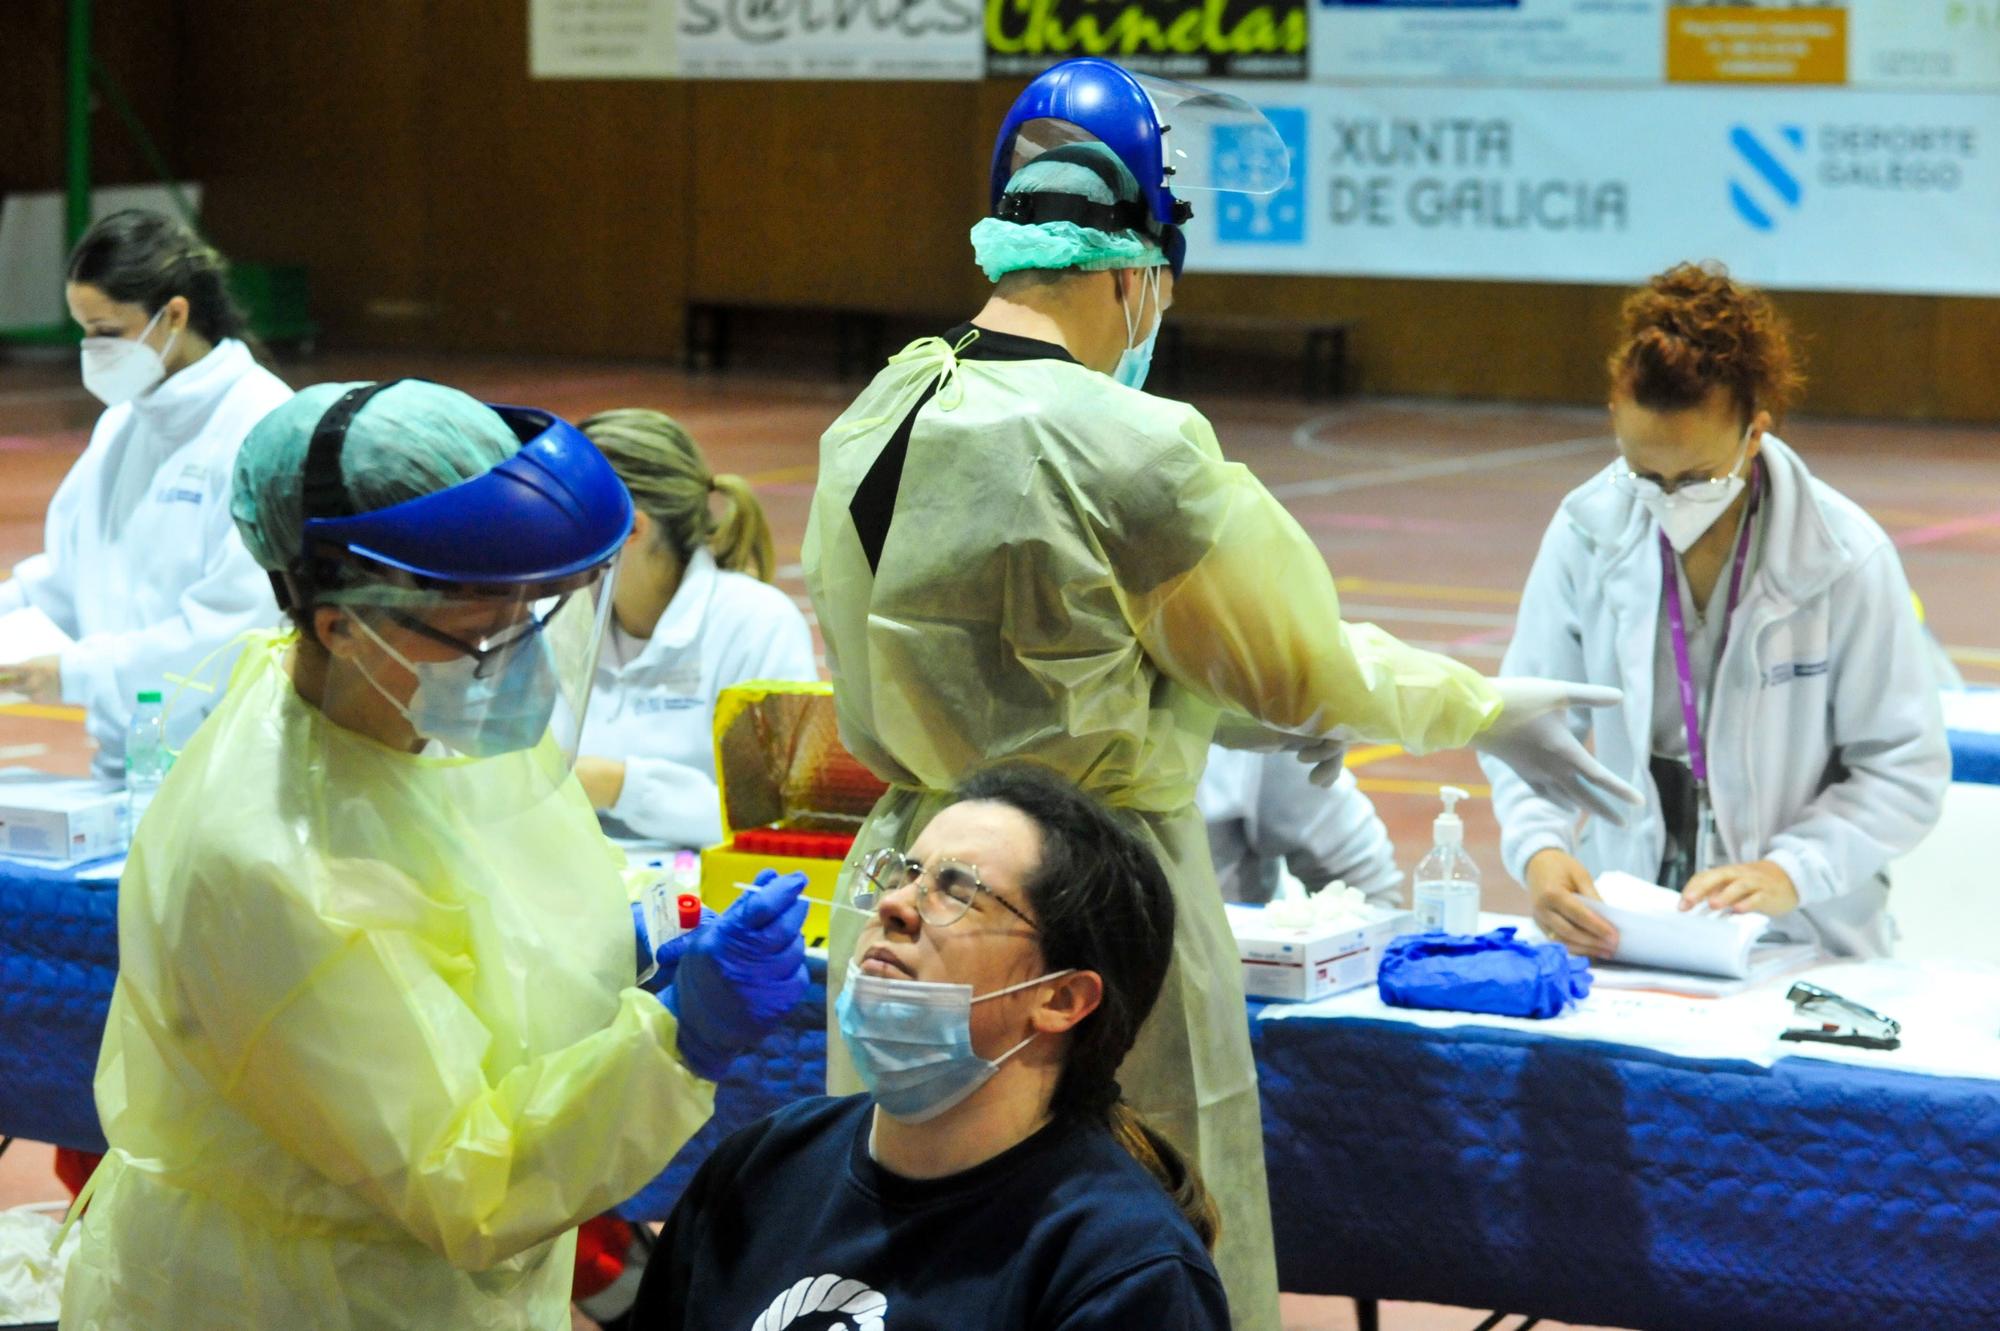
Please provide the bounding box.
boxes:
[61,380,809,1330]
[803,59,1640,1331]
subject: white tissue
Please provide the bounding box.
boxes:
[1262,881,1376,933]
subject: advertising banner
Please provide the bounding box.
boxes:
[530,0,985,79]
[678,0,984,78]
[984,0,1309,79]
[1665,4,1849,84]
[1849,0,2000,89]
[530,0,680,78]
[1180,82,2000,296]
[1312,0,1664,85]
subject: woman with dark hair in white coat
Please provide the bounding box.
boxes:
[1484,263,1949,960]
[0,210,290,771]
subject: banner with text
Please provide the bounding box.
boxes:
[1312,0,1664,85]
[1180,83,2000,295]
[530,0,985,79]
[985,0,1309,79]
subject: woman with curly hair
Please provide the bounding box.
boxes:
[1483,262,1948,960]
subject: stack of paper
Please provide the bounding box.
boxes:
[1591,871,1815,981]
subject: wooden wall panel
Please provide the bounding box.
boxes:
[173,3,429,347]
[2,1,184,195]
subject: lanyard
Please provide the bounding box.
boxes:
[1659,464,1761,788]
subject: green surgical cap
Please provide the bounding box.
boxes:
[970,142,1167,283]
[232,379,522,590]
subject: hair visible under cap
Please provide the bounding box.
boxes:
[579,408,777,582]
[1609,261,1805,424]
[67,209,252,346]
[949,763,1220,1251]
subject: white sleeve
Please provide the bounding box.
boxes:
[609,756,725,849]
[1247,758,1404,901]
[1764,545,1950,906]
[57,507,277,728]
[1480,516,1594,883]
[7,448,93,637]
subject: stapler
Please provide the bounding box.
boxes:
[1780,981,1901,1051]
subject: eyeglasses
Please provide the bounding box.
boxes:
[851,847,1039,931]
[1610,428,1752,501]
[378,593,570,679]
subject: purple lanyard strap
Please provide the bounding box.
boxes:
[1659,463,1761,788]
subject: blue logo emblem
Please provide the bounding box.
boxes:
[1218,107,1307,246]
[1729,125,1805,231]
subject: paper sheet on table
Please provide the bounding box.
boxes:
[1941,687,2000,736]
[0,607,72,664]
[1591,870,1801,978]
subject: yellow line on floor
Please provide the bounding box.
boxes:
[743,462,820,486]
[1947,646,2000,669]
[0,702,85,722]
[1356,777,1493,798]
[1342,744,1404,769]
[1335,578,1521,606]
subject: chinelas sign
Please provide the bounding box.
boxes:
[985,0,1310,79]
[1180,82,2000,296]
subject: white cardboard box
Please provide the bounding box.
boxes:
[0,770,127,864]
[1226,902,1418,1002]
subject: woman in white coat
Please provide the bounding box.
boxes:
[1484,263,1948,959]
[0,211,291,772]
[1197,746,1402,905]
[573,409,817,848]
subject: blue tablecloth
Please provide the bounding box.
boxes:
[8,859,1997,1330]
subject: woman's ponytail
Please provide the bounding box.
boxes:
[708,472,777,583]
[1107,1101,1221,1253]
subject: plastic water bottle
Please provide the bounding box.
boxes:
[1412,785,1481,934]
[125,689,169,840]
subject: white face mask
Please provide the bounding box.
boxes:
[1624,431,1752,554]
[79,307,179,407]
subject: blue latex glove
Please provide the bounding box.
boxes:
[1377,927,1592,1020]
[632,901,719,994]
[663,868,809,1078]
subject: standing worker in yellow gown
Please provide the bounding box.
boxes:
[803,58,1640,1331]
[61,380,809,1329]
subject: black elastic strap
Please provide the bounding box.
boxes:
[995,143,1154,234]
[301,378,410,522]
[848,378,943,575]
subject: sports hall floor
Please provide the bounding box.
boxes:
[4,346,1997,1330]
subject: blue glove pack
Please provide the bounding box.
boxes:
[1377,927,1592,1020]
[664,868,810,1078]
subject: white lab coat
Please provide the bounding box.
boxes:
[1482,435,1949,958]
[580,546,818,848]
[0,339,290,773]
[1196,747,1403,904]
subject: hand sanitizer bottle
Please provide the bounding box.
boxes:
[1412,785,1480,934]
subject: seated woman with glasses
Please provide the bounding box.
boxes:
[627,764,1228,1330]
[1483,262,1948,961]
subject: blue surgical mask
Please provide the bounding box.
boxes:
[837,961,1073,1123]
[352,614,561,758]
[1111,266,1163,392]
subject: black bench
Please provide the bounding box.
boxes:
[682,302,890,381]
[1156,314,1353,400]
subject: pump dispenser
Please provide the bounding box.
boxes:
[1412,785,1481,934]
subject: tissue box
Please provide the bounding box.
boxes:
[1226,902,1417,1001]
[0,772,126,864]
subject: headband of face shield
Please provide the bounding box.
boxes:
[989,57,1291,280]
[972,144,1172,282]
[279,379,633,766]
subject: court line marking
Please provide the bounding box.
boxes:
[1271,436,1604,500]
[0,702,85,721]
[1342,744,1403,770]
[1340,602,1516,629]
[1357,778,1493,798]
[1337,578,1522,606]
[1893,507,2000,551]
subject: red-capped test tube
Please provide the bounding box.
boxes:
[677,893,703,932]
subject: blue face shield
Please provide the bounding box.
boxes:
[836,961,1073,1123]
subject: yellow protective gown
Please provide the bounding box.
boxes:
[803,332,1501,1331]
[60,635,715,1331]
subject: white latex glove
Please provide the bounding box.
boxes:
[1211,713,1349,787]
[1472,678,1642,825]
